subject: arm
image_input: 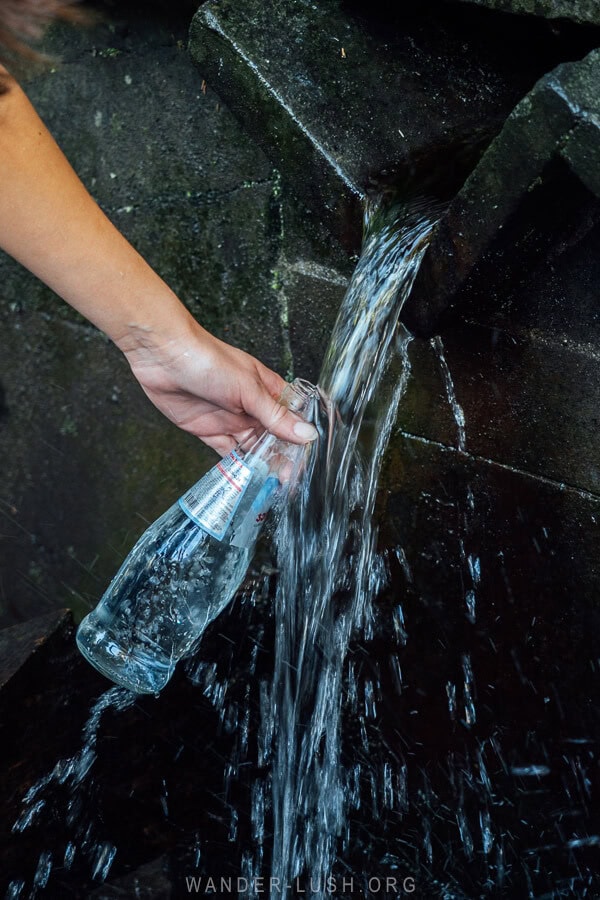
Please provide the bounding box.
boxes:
[0,68,317,454]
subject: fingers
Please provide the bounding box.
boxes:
[131,325,319,452]
[254,366,319,444]
[200,434,238,456]
[247,378,318,446]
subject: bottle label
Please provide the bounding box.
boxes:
[230,475,280,548]
[178,451,253,541]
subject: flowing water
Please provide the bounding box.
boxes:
[263,199,441,896]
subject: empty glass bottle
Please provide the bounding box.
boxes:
[76,378,317,694]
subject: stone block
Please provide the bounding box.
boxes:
[189,0,547,254]
[398,324,600,495]
[404,48,600,336]
[451,0,600,27]
[280,259,349,382]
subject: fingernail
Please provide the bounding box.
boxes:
[293,421,318,442]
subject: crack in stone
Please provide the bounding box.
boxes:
[398,429,600,503]
[108,178,274,216]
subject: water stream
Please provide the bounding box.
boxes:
[264,199,441,896]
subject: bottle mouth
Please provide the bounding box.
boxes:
[282,378,318,411]
[291,377,317,394]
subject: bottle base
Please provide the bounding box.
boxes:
[76,629,172,695]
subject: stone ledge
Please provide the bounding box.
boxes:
[0,610,74,690]
[403,48,600,336]
[189,0,545,254]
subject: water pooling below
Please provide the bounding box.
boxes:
[3,200,600,898]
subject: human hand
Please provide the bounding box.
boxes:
[121,318,318,456]
[0,74,316,454]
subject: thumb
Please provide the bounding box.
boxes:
[249,384,318,445]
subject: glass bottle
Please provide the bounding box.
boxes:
[76,378,316,694]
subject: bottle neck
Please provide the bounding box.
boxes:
[236,378,317,458]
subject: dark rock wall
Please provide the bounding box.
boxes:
[451,0,600,27]
[0,6,299,625]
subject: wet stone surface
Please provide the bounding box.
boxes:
[451,0,600,27]
[404,49,600,336]
[374,431,600,895]
[189,0,573,254]
[1,487,599,896]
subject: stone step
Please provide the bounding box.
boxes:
[404,48,600,336]
[189,0,561,255]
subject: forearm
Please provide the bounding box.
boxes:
[0,67,195,351]
[0,68,316,452]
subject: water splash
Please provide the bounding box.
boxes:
[11,686,134,892]
[431,334,466,451]
[32,852,53,890]
[90,842,117,881]
[266,199,441,895]
[13,687,135,835]
[462,653,477,727]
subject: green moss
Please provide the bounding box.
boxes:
[58,414,78,437]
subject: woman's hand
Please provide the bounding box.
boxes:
[121,319,317,456]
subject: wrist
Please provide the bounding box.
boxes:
[112,293,204,363]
